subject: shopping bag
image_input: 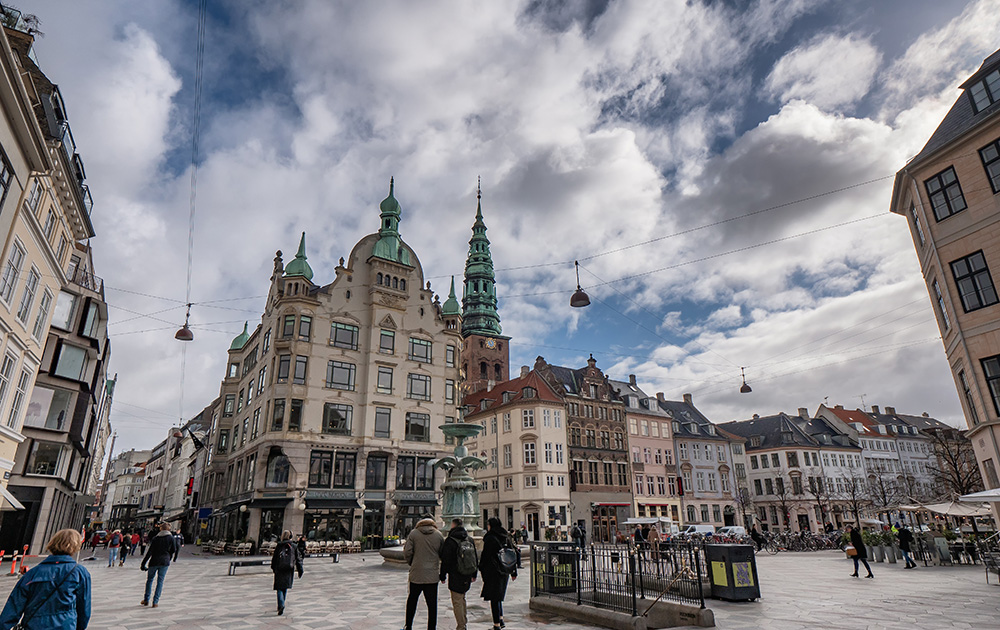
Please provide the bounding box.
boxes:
[844,544,857,557]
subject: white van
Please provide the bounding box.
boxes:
[716,526,746,537]
[679,524,716,536]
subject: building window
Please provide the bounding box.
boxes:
[326,360,356,390]
[407,373,431,400]
[932,279,951,330]
[959,369,980,425]
[41,210,55,240]
[309,451,333,488]
[0,241,25,304]
[503,444,512,468]
[445,379,455,404]
[416,457,435,490]
[982,139,1000,193]
[925,167,967,221]
[277,355,291,383]
[7,367,30,428]
[380,329,394,354]
[271,398,285,430]
[969,68,1000,113]
[53,344,86,380]
[251,407,260,440]
[282,314,295,338]
[16,268,39,323]
[288,399,303,431]
[555,443,564,464]
[217,429,229,453]
[951,251,998,312]
[31,290,52,340]
[522,409,534,428]
[298,315,312,340]
[446,345,456,367]
[374,407,391,438]
[322,403,352,435]
[223,394,235,417]
[266,450,290,488]
[396,456,415,490]
[679,443,688,460]
[787,452,799,467]
[408,338,432,363]
[523,442,536,465]
[405,412,430,442]
[333,452,356,488]
[262,328,271,352]
[377,366,393,394]
[331,322,359,350]
[26,441,65,476]
[24,180,42,214]
[365,454,388,489]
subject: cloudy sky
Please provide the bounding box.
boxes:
[17,0,1000,451]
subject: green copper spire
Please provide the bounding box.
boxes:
[283,232,314,280]
[461,182,501,336]
[442,276,460,316]
[372,177,411,265]
[230,321,250,350]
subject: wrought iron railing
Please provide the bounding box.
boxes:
[530,540,705,616]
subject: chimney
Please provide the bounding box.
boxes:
[886,406,896,415]
[871,405,880,415]
[798,407,808,418]
[683,393,692,405]
[629,374,637,386]
[922,412,929,417]
[656,392,665,402]
[487,380,495,392]
[835,405,844,410]
[520,366,529,378]
[752,414,759,419]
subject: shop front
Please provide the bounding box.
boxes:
[303,490,361,541]
[393,492,438,538]
[250,497,292,545]
[591,503,631,543]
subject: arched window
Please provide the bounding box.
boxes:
[399,279,406,291]
[377,273,383,285]
[480,361,488,379]
[393,277,398,289]
[265,448,290,488]
[494,363,502,379]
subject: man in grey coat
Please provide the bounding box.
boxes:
[402,516,445,630]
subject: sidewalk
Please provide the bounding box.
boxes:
[0,547,995,629]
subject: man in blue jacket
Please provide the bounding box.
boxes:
[140,523,179,608]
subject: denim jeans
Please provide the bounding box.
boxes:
[901,549,915,566]
[276,589,286,610]
[144,565,169,604]
[107,547,119,567]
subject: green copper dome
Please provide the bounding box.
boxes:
[372,178,411,265]
[230,321,250,351]
[461,188,501,337]
[442,276,460,316]
[284,232,313,281]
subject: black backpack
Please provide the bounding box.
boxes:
[275,543,295,571]
[497,541,518,575]
[456,538,479,577]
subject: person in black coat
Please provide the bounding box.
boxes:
[846,525,873,578]
[296,535,307,560]
[271,530,303,615]
[440,519,476,630]
[896,523,916,569]
[480,518,516,630]
[141,523,179,607]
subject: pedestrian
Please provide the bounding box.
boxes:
[571,523,582,550]
[140,523,179,608]
[750,525,765,551]
[296,534,307,560]
[401,515,444,630]
[846,525,874,578]
[480,518,517,630]
[107,530,122,568]
[648,526,661,563]
[0,529,91,630]
[271,530,303,615]
[578,523,586,548]
[131,532,140,556]
[896,523,917,569]
[139,531,147,556]
[520,524,528,543]
[439,519,477,630]
[119,533,131,566]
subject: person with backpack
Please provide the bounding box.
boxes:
[439,519,477,630]
[0,529,91,630]
[480,517,517,630]
[270,530,303,615]
[118,533,131,566]
[402,516,444,630]
[140,523,179,608]
[107,530,123,568]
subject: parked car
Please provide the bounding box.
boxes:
[679,524,716,536]
[716,526,747,537]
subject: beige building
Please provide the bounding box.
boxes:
[889,47,1000,519]
[203,181,463,546]
[0,11,96,515]
[464,368,571,540]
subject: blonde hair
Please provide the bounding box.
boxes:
[46,529,83,555]
[281,530,293,541]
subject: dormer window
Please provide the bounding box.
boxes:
[480,399,489,411]
[502,391,514,403]
[750,436,762,447]
[522,387,536,399]
[781,431,793,444]
[969,68,1000,113]
[687,422,698,433]
[706,425,716,435]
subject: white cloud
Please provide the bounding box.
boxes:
[765,33,881,110]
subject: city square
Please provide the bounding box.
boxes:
[2,546,994,630]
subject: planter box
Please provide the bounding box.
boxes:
[886,546,897,563]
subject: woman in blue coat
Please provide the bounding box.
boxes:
[0,529,91,630]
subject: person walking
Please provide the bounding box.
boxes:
[896,523,917,569]
[0,529,91,630]
[296,535,307,560]
[140,523,179,608]
[119,534,130,566]
[846,525,874,578]
[130,532,141,557]
[401,516,444,630]
[480,517,517,630]
[571,523,583,550]
[271,530,303,615]
[750,525,765,551]
[107,530,122,568]
[439,519,477,630]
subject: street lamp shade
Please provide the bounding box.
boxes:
[174,324,194,341]
[570,261,590,308]
[740,367,752,394]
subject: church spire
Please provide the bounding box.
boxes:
[461,181,501,337]
[372,177,411,264]
[283,232,314,281]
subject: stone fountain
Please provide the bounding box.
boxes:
[380,421,485,564]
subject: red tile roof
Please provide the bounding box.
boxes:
[827,407,879,436]
[463,371,563,418]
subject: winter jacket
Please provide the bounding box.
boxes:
[108,533,121,548]
[849,528,867,560]
[897,528,913,552]
[403,518,444,584]
[439,525,475,594]
[479,528,516,602]
[141,531,179,569]
[271,541,303,591]
[0,555,90,630]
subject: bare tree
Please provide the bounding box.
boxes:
[806,476,834,530]
[771,473,800,531]
[924,428,984,498]
[840,472,872,528]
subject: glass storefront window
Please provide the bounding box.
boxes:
[303,509,353,541]
[258,508,285,545]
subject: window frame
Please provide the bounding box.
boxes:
[408,337,433,363]
[979,138,1000,194]
[406,373,431,400]
[322,402,352,435]
[924,166,968,221]
[951,250,999,313]
[326,360,356,391]
[405,411,431,442]
[331,322,359,350]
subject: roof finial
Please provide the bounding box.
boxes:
[389,176,394,195]
[477,175,481,200]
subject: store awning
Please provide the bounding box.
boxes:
[593,503,629,507]
[0,485,24,511]
[305,498,360,509]
[164,512,186,522]
[249,497,292,509]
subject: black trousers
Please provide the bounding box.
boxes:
[404,582,437,630]
[490,600,504,625]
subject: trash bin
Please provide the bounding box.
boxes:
[704,544,760,601]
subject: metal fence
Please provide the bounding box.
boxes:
[530,541,705,616]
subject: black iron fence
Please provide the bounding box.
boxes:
[530,541,705,616]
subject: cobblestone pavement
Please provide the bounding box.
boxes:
[0,546,997,629]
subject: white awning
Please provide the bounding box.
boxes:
[0,485,24,511]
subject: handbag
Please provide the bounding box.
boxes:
[13,564,79,630]
[844,544,858,557]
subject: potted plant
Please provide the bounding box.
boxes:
[862,530,880,562]
[883,531,897,564]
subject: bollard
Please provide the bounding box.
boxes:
[9,554,18,575]
[19,546,28,573]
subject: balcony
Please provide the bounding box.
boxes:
[70,267,103,293]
